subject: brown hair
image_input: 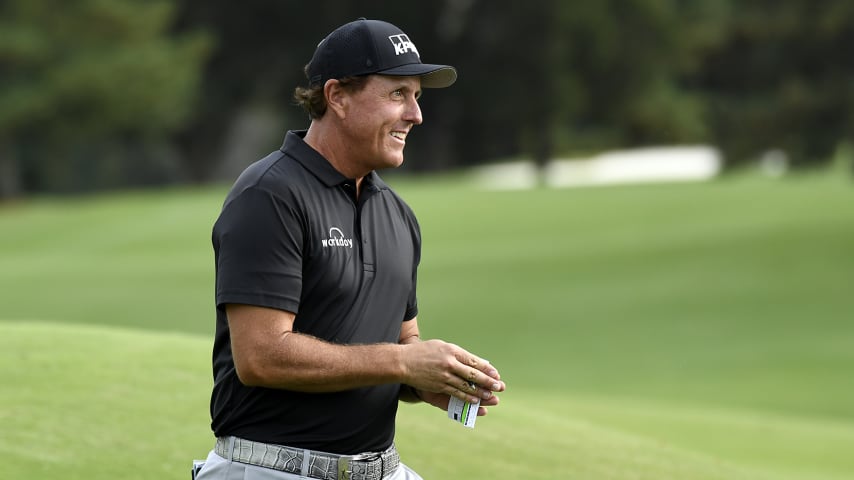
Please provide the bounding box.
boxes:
[294,65,370,119]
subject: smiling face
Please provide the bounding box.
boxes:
[337,74,423,173]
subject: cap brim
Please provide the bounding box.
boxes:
[377,64,457,88]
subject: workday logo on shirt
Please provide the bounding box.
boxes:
[321,227,353,249]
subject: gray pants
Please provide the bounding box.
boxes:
[195,448,423,480]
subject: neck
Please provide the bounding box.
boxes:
[304,122,366,197]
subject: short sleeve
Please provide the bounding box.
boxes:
[213,186,304,313]
[403,205,420,321]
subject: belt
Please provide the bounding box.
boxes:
[214,436,400,480]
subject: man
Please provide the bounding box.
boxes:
[195,19,505,480]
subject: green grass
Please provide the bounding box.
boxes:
[1,172,853,479]
[0,322,212,480]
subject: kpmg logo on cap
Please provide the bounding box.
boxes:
[388,34,419,57]
[321,227,353,249]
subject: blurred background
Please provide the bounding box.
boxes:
[2,1,854,479]
[1,0,852,197]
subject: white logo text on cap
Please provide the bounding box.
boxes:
[388,34,419,57]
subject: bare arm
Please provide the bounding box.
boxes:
[227,303,405,391]
[227,304,505,404]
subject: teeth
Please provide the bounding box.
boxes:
[391,132,406,140]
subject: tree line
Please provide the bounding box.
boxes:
[1,0,852,196]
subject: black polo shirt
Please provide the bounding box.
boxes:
[209,130,420,454]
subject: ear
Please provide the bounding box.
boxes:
[324,79,348,119]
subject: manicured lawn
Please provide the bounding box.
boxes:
[1,172,852,479]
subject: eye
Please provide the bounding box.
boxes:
[391,89,404,98]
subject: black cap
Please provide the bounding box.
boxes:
[307,19,457,89]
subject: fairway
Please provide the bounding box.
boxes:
[1,172,853,479]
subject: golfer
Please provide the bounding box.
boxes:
[195,18,505,480]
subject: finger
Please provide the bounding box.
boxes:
[460,391,481,403]
[462,378,499,403]
[479,393,499,406]
[459,380,498,404]
[444,381,479,404]
[460,368,505,393]
[457,352,502,381]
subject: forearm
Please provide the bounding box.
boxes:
[238,330,406,392]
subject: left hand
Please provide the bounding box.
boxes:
[415,387,500,417]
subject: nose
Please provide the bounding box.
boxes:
[404,96,423,125]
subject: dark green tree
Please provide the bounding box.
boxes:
[426,0,728,169]
[0,0,210,196]
[696,0,854,166]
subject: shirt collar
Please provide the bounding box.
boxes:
[280,130,389,191]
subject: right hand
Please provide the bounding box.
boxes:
[401,339,505,406]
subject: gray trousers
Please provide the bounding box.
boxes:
[195,448,424,480]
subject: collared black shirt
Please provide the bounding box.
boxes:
[210,130,420,454]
